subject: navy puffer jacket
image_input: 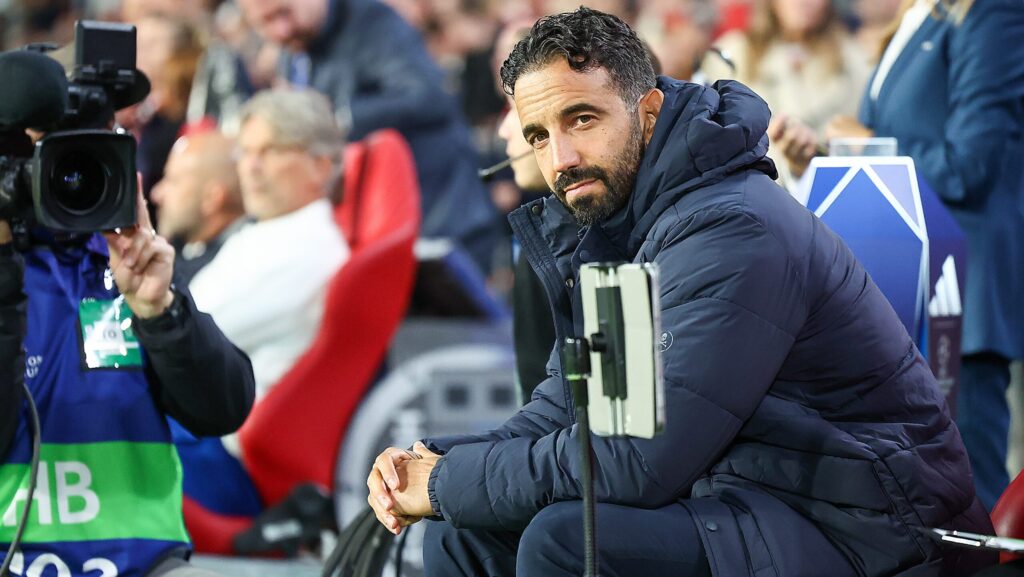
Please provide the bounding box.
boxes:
[424,78,993,576]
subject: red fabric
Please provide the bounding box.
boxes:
[992,471,1024,563]
[178,116,218,139]
[182,496,254,555]
[237,129,421,506]
[714,2,752,39]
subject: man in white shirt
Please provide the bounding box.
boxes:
[190,88,349,401]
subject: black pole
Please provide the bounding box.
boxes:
[562,337,599,577]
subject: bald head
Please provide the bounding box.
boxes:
[152,131,245,243]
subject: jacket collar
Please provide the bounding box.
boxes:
[593,77,777,259]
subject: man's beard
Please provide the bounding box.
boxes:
[554,116,645,227]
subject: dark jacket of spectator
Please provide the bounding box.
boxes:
[859,0,1024,362]
[292,0,498,269]
[424,79,993,576]
[857,0,1024,513]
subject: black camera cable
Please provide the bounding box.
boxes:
[0,382,42,577]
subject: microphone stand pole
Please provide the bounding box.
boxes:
[562,337,599,577]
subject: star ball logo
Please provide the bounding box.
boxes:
[659,331,673,352]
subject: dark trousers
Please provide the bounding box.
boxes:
[957,353,1012,510]
[422,501,711,577]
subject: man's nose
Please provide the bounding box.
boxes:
[549,134,580,174]
[151,183,165,205]
[497,110,514,141]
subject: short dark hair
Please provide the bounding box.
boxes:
[499,7,657,110]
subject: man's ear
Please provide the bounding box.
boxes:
[314,154,335,185]
[639,88,664,145]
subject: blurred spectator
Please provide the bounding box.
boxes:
[824,0,1024,511]
[121,0,256,134]
[427,0,505,131]
[539,0,638,24]
[702,0,869,185]
[213,1,281,91]
[850,0,902,60]
[237,0,499,273]
[497,97,565,404]
[490,0,541,25]
[714,0,753,35]
[636,0,719,82]
[190,88,349,402]
[151,131,247,286]
[13,0,78,47]
[703,0,869,135]
[381,0,432,30]
[117,14,205,199]
[484,19,543,214]
[121,0,210,22]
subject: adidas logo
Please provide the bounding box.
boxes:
[928,255,962,317]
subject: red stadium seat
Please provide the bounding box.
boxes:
[184,129,420,552]
[182,496,255,555]
[992,471,1024,563]
[238,128,421,505]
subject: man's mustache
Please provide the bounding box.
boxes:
[555,167,609,196]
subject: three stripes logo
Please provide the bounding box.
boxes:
[928,255,962,317]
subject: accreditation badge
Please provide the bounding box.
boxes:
[78,297,143,369]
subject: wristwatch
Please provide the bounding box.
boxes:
[135,287,188,332]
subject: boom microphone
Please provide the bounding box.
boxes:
[478,150,534,182]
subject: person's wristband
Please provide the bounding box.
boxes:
[134,288,188,333]
[427,458,445,519]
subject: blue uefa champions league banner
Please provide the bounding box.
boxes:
[797,157,967,411]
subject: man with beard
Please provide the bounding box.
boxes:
[363,8,994,577]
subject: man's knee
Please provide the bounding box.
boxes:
[422,521,458,571]
[422,521,518,577]
[517,502,583,572]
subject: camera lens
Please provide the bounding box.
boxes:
[49,150,107,213]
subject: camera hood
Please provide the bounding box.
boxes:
[0,51,69,130]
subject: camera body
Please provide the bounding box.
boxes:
[0,20,145,233]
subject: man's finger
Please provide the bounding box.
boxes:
[133,174,154,232]
[375,448,412,489]
[367,469,388,498]
[412,441,436,458]
[131,238,158,273]
[374,454,399,490]
[367,493,391,531]
[366,471,399,530]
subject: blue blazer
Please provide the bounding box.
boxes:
[859,0,1024,359]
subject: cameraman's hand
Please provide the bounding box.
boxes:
[0,222,11,245]
[103,180,174,319]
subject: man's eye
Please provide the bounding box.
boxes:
[529,133,548,148]
[574,115,595,126]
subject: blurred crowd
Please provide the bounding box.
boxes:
[1,0,901,252]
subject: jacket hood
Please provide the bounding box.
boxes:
[600,77,777,257]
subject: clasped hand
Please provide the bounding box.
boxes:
[366,441,441,535]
